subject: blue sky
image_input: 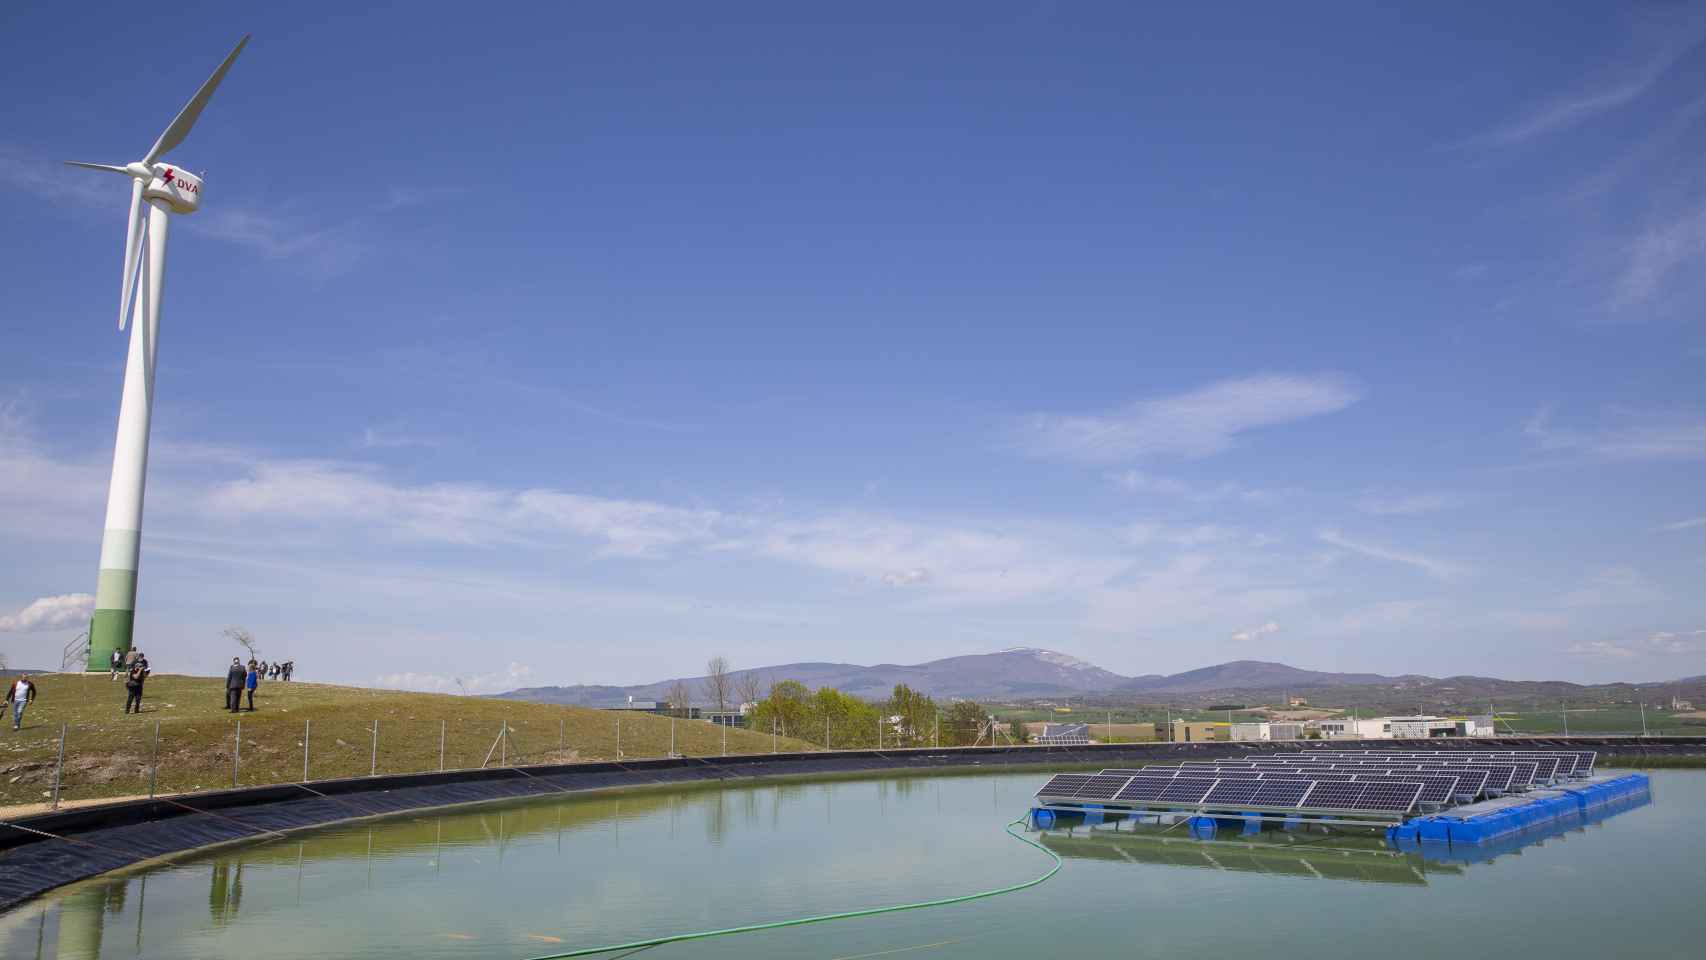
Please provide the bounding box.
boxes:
[2,2,1703,690]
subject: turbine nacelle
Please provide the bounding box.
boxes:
[144,164,202,215]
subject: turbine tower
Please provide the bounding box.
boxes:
[68,36,250,672]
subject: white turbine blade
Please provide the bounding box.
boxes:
[63,161,130,175]
[142,34,250,166]
[119,179,145,330]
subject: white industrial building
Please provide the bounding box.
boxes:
[1230,721,1305,741]
[1312,716,1497,740]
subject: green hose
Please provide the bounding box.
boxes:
[526,815,1060,959]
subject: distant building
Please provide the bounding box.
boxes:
[1673,696,1695,711]
[1287,696,1309,707]
[1233,721,1307,741]
[609,696,664,713]
[1454,716,1496,738]
[701,709,743,728]
[1159,720,1226,742]
[1387,716,1459,739]
[1313,718,1391,740]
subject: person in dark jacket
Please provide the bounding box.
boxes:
[245,662,259,711]
[124,661,146,714]
[225,658,246,711]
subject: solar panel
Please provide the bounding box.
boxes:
[1203,780,1263,805]
[1112,777,1172,803]
[1351,782,1423,813]
[1035,774,1094,797]
[1157,777,1218,804]
[1249,779,1311,808]
[1072,775,1133,801]
[1298,781,1363,809]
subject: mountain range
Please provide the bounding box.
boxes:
[490,647,1596,705]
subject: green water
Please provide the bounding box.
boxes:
[2,769,1700,959]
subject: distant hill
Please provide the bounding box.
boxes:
[494,649,1706,709]
[496,647,1130,704]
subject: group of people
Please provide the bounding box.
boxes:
[223,657,292,711]
[108,648,153,714]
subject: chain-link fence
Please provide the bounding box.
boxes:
[0,709,850,812]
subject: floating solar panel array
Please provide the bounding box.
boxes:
[1033,750,1591,823]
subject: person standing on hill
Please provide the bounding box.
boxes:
[110,648,123,680]
[6,674,36,730]
[124,661,146,714]
[245,661,259,711]
[225,658,246,712]
[283,661,294,682]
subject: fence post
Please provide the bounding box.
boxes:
[559,717,564,756]
[500,720,507,767]
[825,716,830,750]
[772,716,776,754]
[721,721,726,758]
[51,723,66,810]
[615,715,621,759]
[440,720,446,772]
[233,719,242,789]
[877,714,882,749]
[670,717,675,758]
[370,720,378,776]
[934,712,939,748]
[149,720,159,799]
[303,719,311,783]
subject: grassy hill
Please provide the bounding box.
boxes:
[0,674,818,814]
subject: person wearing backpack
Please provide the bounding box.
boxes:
[124,661,146,714]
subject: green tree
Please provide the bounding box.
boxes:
[886,684,936,747]
[942,700,987,746]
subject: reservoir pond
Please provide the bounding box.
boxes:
[3,768,1701,959]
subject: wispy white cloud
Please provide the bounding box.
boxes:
[1460,26,1706,147]
[1230,621,1279,642]
[1566,640,1636,658]
[0,593,93,632]
[1317,529,1468,580]
[880,568,931,587]
[1663,515,1706,531]
[1015,374,1358,462]
[360,425,444,450]
[1525,406,1706,461]
[1107,469,1280,505]
[1567,629,1705,658]
[1562,566,1661,609]
[1356,491,1465,516]
[1615,201,1706,306]
[187,208,370,279]
[375,661,533,694]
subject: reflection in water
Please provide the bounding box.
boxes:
[1040,826,1461,886]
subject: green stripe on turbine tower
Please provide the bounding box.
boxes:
[70,37,249,670]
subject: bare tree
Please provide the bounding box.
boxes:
[223,626,259,661]
[666,680,694,718]
[704,656,732,713]
[735,671,763,709]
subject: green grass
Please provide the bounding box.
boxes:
[0,674,818,811]
[1494,706,1701,736]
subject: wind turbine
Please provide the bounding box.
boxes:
[67,35,250,672]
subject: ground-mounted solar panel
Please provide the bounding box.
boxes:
[1203,780,1263,805]
[1351,782,1423,813]
[1112,777,1172,803]
[1035,774,1094,797]
[1249,779,1312,808]
[1156,777,1218,804]
[1072,775,1134,801]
